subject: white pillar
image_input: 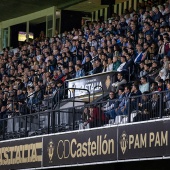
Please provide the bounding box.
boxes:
[0,28,2,51]
[104,8,108,20]
[114,4,117,14]
[124,1,127,10]
[134,0,137,11]
[92,12,94,22]
[26,21,29,42]
[95,10,98,21]
[8,26,10,47]
[129,0,132,9]
[119,3,122,16]
[52,6,56,37]
[100,9,103,16]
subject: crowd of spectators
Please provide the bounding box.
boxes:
[0,0,170,123]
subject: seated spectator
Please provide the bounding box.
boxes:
[106,57,113,72]
[82,56,93,75]
[115,85,131,116]
[112,56,121,71]
[92,59,103,74]
[130,84,142,112]
[139,76,150,93]
[134,44,143,64]
[117,56,126,72]
[133,91,151,122]
[102,60,108,72]
[150,91,160,118]
[34,85,44,105]
[147,61,161,83]
[157,79,165,91]
[102,91,116,119]
[75,64,85,78]
[164,81,170,113]
[112,72,127,93]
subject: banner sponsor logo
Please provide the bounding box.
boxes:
[68,72,116,97]
[118,121,170,159]
[43,128,117,167]
[0,138,42,170]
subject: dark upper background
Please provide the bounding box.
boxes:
[0,0,110,22]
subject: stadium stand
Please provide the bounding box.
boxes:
[0,0,170,141]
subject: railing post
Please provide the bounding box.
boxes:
[72,90,76,130]
[3,119,5,140]
[52,111,55,133]
[48,111,50,134]
[25,115,28,137]
[159,92,163,118]
[98,103,101,127]
[128,97,131,123]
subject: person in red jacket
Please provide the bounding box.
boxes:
[82,106,108,128]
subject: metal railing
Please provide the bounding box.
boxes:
[0,89,170,141]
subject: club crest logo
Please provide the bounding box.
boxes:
[105,75,111,89]
[120,131,128,154]
[47,139,54,163]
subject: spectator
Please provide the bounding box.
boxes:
[92,59,103,74]
[112,56,121,71]
[102,91,116,119]
[115,85,131,116]
[117,56,127,72]
[75,64,85,78]
[112,72,127,93]
[133,91,151,122]
[139,76,150,93]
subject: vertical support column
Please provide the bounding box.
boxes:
[100,9,103,17]
[26,21,29,42]
[104,8,108,21]
[134,0,137,11]
[91,12,94,22]
[0,27,2,51]
[129,0,132,9]
[114,4,117,14]
[95,10,98,21]
[46,16,48,38]
[124,1,127,11]
[119,3,122,16]
[52,6,56,37]
[59,10,61,34]
[8,26,10,47]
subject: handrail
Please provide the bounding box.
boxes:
[67,87,91,104]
